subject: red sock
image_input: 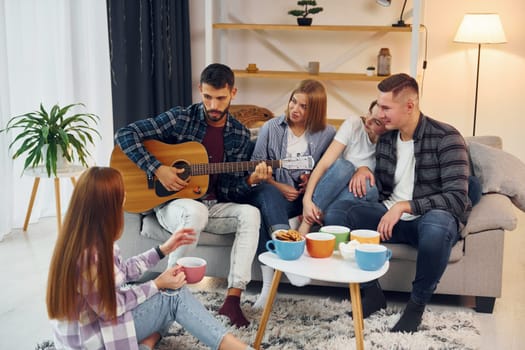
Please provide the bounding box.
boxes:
[218,295,249,328]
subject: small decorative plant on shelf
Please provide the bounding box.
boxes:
[288,0,324,26]
[0,103,100,177]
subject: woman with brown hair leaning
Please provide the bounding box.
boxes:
[46,166,253,350]
[244,80,336,308]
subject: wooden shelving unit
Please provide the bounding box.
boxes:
[204,0,423,112]
[233,70,385,81]
[213,23,420,81]
[213,23,415,33]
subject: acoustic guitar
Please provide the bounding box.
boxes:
[110,140,315,213]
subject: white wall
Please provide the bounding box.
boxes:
[189,0,524,163]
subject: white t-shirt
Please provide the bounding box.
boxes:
[335,116,377,171]
[382,133,419,221]
[286,126,308,158]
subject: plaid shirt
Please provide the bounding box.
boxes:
[115,103,253,203]
[51,245,160,350]
[375,113,472,227]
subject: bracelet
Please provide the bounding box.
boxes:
[155,245,165,259]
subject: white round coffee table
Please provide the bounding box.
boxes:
[253,251,389,350]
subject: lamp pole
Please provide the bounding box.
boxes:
[454,13,507,137]
[473,43,481,136]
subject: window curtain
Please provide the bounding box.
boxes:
[0,0,113,238]
[107,0,192,131]
[0,0,13,240]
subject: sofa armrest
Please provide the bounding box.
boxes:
[461,193,518,237]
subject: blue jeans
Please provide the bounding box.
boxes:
[324,200,460,305]
[132,287,227,350]
[246,183,303,254]
[313,159,378,214]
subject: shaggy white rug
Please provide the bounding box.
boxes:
[157,290,481,350]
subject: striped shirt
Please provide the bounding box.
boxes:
[51,245,161,350]
[115,103,254,203]
[375,113,471,227]
[250,115,335,186]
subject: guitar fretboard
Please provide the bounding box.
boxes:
[191,160,282,175]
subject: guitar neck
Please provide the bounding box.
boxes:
[191,160,281,175]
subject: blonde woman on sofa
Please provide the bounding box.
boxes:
[298,100,386,234]
[244,79,336,308]
[46,167,254,350]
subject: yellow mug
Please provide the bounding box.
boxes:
[350,229,380,244]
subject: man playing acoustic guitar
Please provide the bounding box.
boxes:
[115,63,260,328]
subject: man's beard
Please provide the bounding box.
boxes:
[204,103,230,123]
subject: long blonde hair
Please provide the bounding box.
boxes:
[285,79,327,133]
[46,167,125,321]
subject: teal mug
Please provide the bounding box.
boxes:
[355,244,392,271]
[266,237,305,261]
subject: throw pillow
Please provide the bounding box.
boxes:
[467,140,525,211]
[461,193,517,237]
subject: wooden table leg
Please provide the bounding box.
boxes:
[253,269,282,350]
[23,177,41,231]
[349,283,365,350]
[54,177,61,233]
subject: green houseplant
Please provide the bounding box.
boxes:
[1,103,100,177]
[288,0,324,26]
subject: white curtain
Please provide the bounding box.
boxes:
[0,0,114,240]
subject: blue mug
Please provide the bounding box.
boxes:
[355,244,392,271]
[266,237,305,261]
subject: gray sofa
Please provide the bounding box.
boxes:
[116,122,519,313]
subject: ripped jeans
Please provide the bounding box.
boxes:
[155,198,260,290]
[133,287,227,350]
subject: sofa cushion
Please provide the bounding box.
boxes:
[385,239,464,263]
[467,140,525,211]
[141,213,171,242]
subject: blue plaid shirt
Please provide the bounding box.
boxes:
[115,103,253,202]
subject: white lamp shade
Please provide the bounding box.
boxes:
[454,13,507,44]
[376,0,391,7]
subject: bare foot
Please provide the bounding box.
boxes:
[219,333,252,350]
[139,332,160,349]
[298,221,311,235]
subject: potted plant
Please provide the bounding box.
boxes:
[1,103,100,177]
[288,1,324,26]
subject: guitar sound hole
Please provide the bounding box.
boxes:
[172,161,190,180]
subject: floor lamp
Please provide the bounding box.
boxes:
[454,13,507,136]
